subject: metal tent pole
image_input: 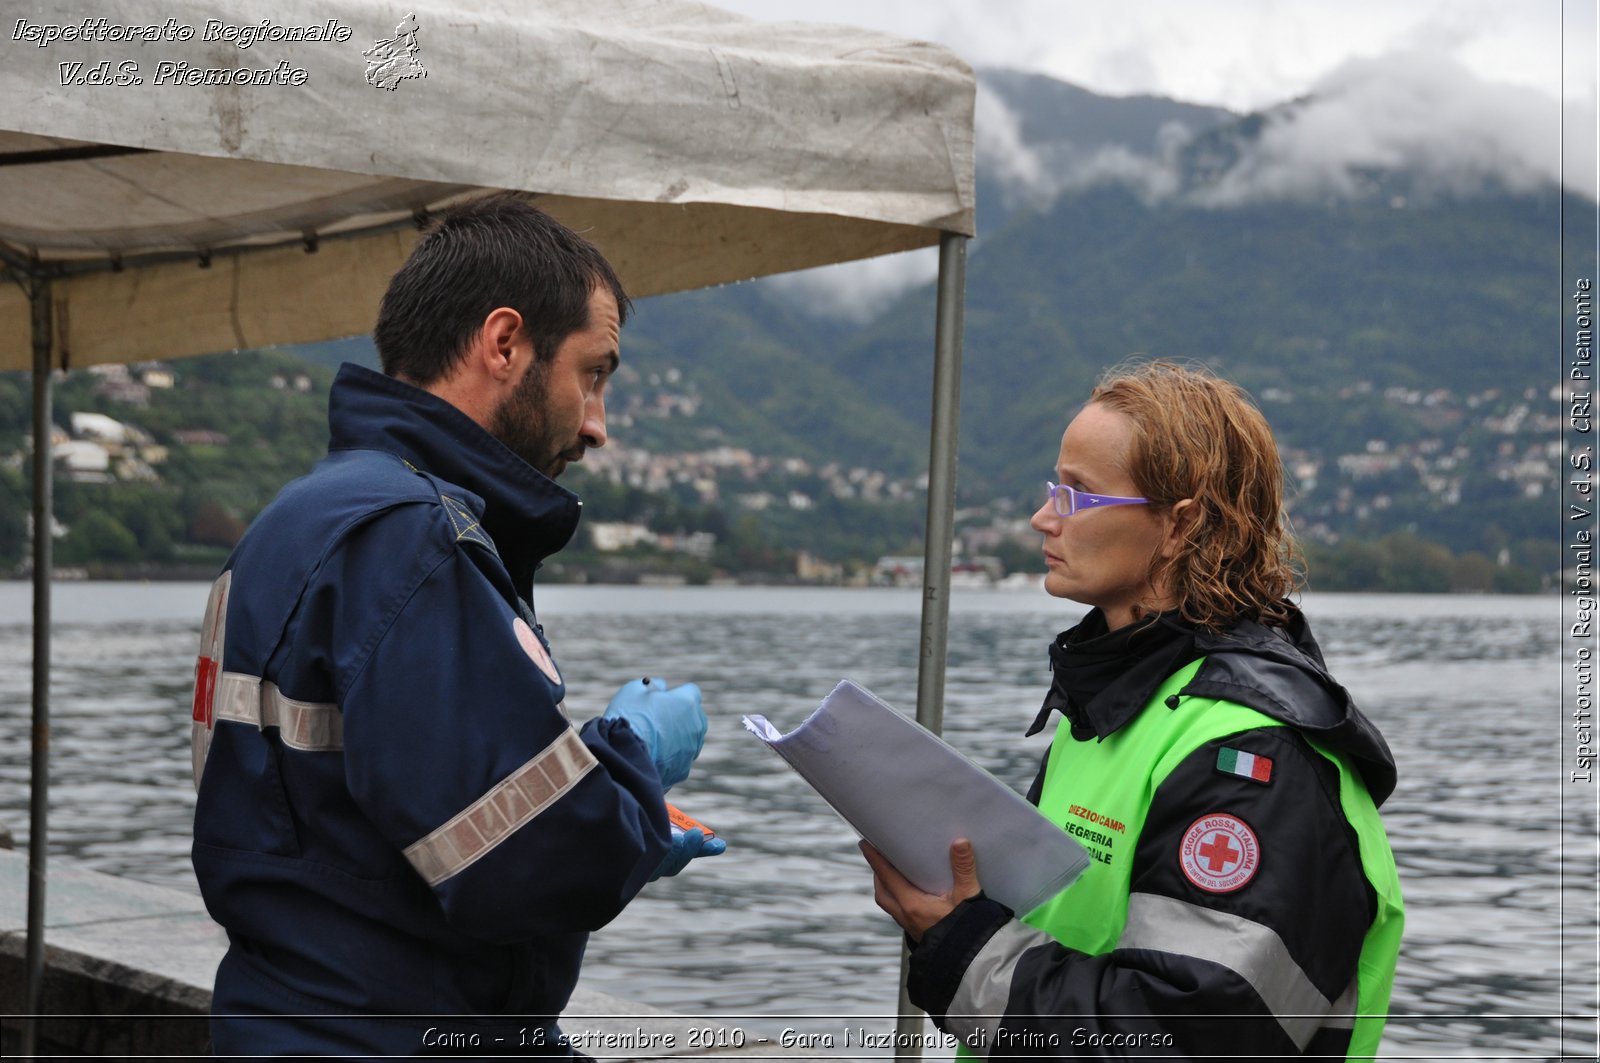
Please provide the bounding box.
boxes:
[22,275,52,1056]
[896,232,967,1059]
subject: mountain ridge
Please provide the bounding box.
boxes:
[0,68,1572,590]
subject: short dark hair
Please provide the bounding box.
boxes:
[373,193,631,384]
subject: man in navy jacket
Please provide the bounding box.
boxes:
[189,194,716,1056]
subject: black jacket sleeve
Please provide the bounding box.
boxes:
[908,726,1374,1059]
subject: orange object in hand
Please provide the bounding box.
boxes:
[666,803,714,839]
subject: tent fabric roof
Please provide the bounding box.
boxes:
[0,0,975,369]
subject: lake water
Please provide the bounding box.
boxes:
[1,583,1594,1060]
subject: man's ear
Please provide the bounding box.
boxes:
[1159,498,1197,560]
[418,307,530,429]
[473,307,527,384]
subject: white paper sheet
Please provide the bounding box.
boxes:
[743,680,1088,915]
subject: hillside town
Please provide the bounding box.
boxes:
[2,355,1561,592]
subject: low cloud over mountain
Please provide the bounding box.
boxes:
[774,54,1582,318]
[982,50,1579,209]
[1185,51,1570,206]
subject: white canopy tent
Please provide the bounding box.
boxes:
[0,0,973,367]
[2,0,974,1052]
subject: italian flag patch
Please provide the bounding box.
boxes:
[1216,747,1273,784]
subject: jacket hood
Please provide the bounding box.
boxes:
[1184,608,1399,806]
[326,364,581,588]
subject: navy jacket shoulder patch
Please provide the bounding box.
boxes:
[437,491,497,553]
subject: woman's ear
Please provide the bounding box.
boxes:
[1159,498,1197,560]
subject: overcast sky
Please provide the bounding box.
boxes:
[714,0,1594,114]
[712,1,1596,316]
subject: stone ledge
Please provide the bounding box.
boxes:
[0,849,218,1056]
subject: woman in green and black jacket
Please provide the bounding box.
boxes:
[861,361,1403,1060]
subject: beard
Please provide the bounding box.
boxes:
[487,357,575,478]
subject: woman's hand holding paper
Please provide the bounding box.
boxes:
[859,838,982,943]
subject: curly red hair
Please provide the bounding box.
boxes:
[1089,360,1301,630]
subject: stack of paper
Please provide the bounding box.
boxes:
[743,680,1088,915]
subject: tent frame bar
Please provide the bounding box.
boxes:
[897,231,968,1059]
[0,209,431,289]
[23,274,52,1057]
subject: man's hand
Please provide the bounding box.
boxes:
[650,827,727,881]
[602,678,707,791]
[859,838,982,943]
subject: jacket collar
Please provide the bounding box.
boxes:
[1030,603,1398,807]
[326,363,581,587]
[1027,610,1198,740]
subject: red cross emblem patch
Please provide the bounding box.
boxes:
[191,571,232,788]
[1179,813,1260,893]
[192,655,219,727]
[513,616,563,685]
[192,574,230,729]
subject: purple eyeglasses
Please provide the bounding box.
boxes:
[1044,481,1150,517]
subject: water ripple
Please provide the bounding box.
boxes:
[0,585,1589,1058]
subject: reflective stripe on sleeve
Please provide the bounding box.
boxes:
[1322,979,1359,1029]
[403,727,600,887]
[213,672,344,751]
[946,918,1053,1058]
[1117,892,1336,1050]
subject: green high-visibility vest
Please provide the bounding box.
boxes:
[1021,658,1404,1059]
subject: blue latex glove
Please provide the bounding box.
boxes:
[602,677,707,791]
[650,827,728,881]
